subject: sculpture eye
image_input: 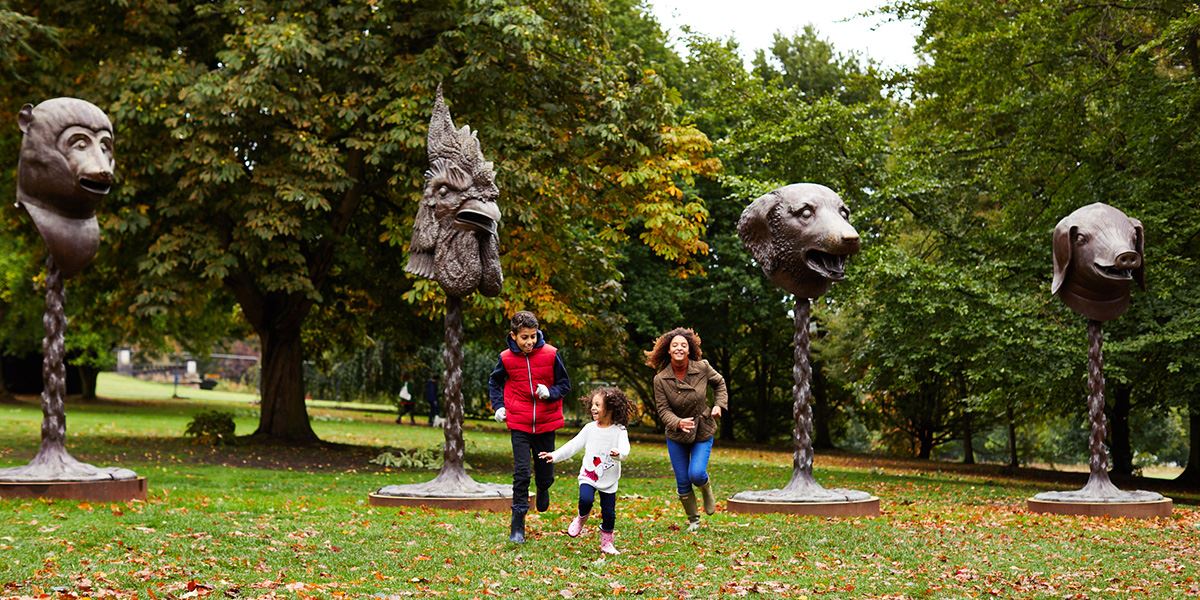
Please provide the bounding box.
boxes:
[69,134,90,150]
[840,207,850,219]
[798,206,814,219]
[438,185,449,197]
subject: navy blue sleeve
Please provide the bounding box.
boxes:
[548,352,571,401]
[487,358,507,410]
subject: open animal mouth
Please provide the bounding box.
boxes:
[805,250,849,280]
[455,209,497,236]
[79,178,112,195]
[1096,263,1134,280]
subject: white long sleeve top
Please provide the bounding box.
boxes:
[548,422,631,494]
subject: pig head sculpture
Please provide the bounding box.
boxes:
[15,98,114,279]
[738,183,861,298]
[405,86,503,298]
[1051,203,1144,321]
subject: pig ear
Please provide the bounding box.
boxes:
[1051,222,1074,295]
[1131,218,1146,290]
[738,191,779,273]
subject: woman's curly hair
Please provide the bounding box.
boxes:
[585,386,631,427]
[644,327,703,371]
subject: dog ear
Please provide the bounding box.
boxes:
[738,191,779,273]
[1130,217,1146,290]
[1051,221,1075,295]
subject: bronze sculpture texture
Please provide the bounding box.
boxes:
[375,86,508,500]
[1,98,134,483]
[732,184,871,503]
[1034,203,1163,505]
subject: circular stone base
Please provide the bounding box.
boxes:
[369,492,534,512]
[727,496,880,517]
[1027,497,1172,519]
[0,477,147,502]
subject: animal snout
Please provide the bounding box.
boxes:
[1114,251,1141,270]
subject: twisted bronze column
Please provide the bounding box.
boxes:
[784,298,818,491]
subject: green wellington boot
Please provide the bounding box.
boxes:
[679,492,701,533]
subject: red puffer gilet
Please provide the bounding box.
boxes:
[500,344,564,434]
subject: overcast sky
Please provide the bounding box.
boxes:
[648,0,922,70]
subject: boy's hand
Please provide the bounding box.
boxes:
[608,449,620,458]
[494,407,507,422]
[537,452,555,463]
[535,384,550,400]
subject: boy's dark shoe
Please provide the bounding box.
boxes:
[509,510,526,543]
[536,487,550,512]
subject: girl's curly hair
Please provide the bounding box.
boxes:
[644,327,703,370]
[585,386,631,427]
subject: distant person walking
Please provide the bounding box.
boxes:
[424,376,440,427]
[647,327,728,532]
[395,382,415,424]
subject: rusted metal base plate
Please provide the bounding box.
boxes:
[1027,497,1172,519]
[0,477,147,502]
[369,493,534,512]
[727,496,880,517]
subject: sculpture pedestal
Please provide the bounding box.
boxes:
[728,488,880,517]
[1027,489,1172,519]
[0,477,147,502]
[370,482,531,512]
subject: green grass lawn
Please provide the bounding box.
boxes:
[1,382,1198,598]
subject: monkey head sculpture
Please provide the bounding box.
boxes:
[1051,202,1144,321]
[405,86,503,298]
[738,183,861,298]
[15,98,114,279]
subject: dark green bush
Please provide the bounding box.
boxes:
[184,410,236,445]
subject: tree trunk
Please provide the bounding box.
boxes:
[1109,384,1133,477]
[962,411,975,465]
[1175,408,1200,485]
[0,361,15,403]
[253,324,318,443]
[78,364,100,401]
[1006,405,1019,469]
[717,349,735,441]
[917,430,934,460]
[811,356,834,450]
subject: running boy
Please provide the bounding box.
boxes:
[488,311,571,543]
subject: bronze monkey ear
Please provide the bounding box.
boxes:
[17,104,34,134]
[737,190,779,274]
[1051,221,1074,295]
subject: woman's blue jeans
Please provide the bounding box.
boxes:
[665,437,713,496]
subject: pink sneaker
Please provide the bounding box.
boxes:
[600,530,620,555]
[568,515,588,537]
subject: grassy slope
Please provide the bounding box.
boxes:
[0,382,1196,598]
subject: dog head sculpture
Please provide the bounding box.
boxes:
[405,86,503,298]
[1051,202,1144,321]
[15,98,114,279]
[738,183,861,299]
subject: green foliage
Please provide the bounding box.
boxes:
[370,444,473,471]
[183,410,237,445]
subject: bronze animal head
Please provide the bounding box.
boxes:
[405,86,503,298]
[1051,202,1144,321]
[15,98,114,279]
[738,183,861,299]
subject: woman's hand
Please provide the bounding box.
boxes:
[537,452,555,463]
[711,405,723,419]
[678,417,695,433]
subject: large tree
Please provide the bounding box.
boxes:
[879,0,1200,472]
[2,1,715,442]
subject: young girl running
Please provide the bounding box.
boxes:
[538,387,631,555]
